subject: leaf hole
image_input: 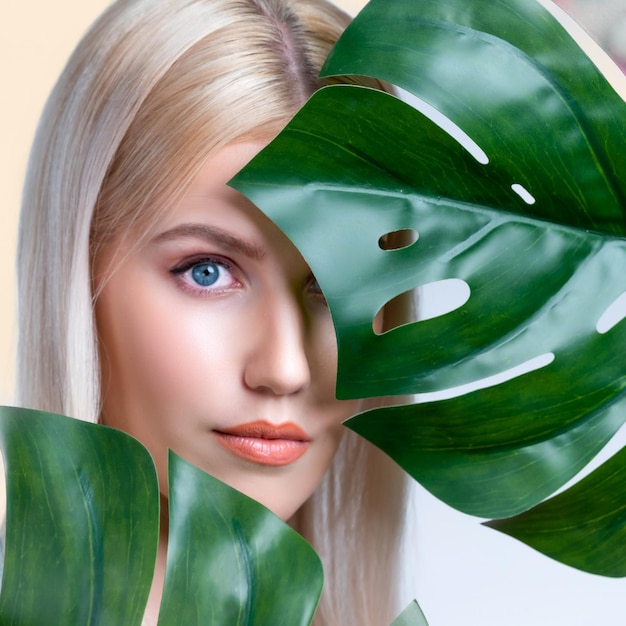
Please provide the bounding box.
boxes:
[374,278,471,334]
[396,87,490,164]
[378,228,418,251]
[597,291,626,334]
[415,353,556,402]
[417,278,471,322]
[511,183,536,205]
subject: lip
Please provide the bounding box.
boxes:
[213,420,311,466]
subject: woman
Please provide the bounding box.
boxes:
[17,0,410,623]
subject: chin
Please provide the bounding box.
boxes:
[247,488,310,522]
[220,474,315,522]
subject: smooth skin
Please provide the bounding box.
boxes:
[95,141,361,622]
[95,140,359,519]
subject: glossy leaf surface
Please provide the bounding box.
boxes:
[158,452,323,625]
[323,0,626,234]
[0,406,159,626]
[231,0,626,573]
[485,445,626,577]
[0,408,324,623]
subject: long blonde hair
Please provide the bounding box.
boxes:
[17,0,410,622]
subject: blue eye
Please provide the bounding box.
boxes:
[191,262,220,287]
[170,256,238,295]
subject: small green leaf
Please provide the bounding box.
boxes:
[158,452,323,625]
[485,445,626,577]
[0,406,159,626]
[391,600,429,626]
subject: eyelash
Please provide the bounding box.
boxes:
[169,255,326,305]
[169,256,240,296]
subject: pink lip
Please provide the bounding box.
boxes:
[214,420,311,466]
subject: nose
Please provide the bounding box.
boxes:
[243,296,311,395]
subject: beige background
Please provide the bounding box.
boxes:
[0,0,367,405]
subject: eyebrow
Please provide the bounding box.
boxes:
[152,223,266,260]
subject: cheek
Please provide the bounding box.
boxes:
[96,280,244,493]
[99,296,190,409]
[306,312,362,431]
[95,260,360,518]
[96,266,231,442]
[309,315,342,391]
[313,324,362,425]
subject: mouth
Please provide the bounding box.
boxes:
[213,420,311,466]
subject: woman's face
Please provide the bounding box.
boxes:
[95,141,359,520]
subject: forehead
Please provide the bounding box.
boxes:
[100,140,310,281]
[97,141,271,258]
[154,140,275,240]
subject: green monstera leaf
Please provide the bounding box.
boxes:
[0,407,323,625]
[0,406,159,625]
[159,453,322,625]
[231,0,626,576]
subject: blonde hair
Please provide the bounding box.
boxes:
[17,0,410,623]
